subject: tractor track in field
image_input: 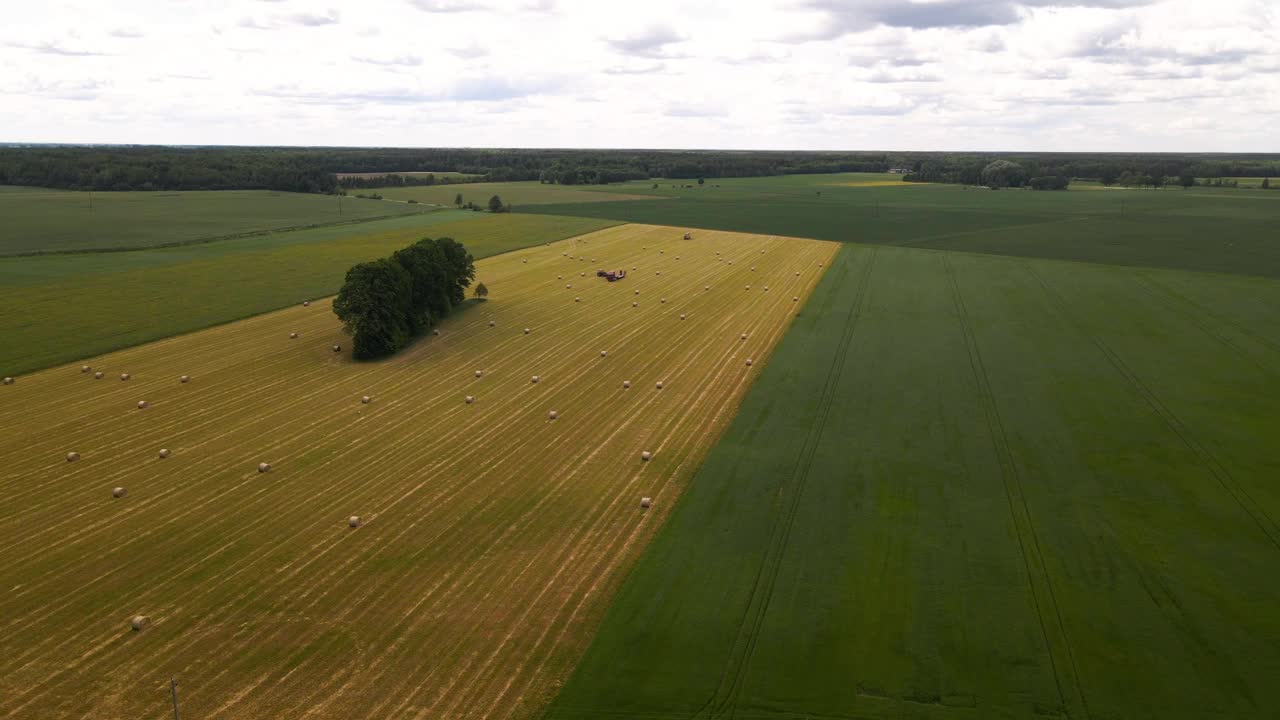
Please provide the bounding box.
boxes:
[692,247,877,720]
[944,255,1090,720]
[1025,263,1280,554]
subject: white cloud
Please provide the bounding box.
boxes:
[0,0,1274,151]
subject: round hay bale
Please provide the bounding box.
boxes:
[746,285,751,290]
[113,487,127,498]
[130,615,151,631]
[793,296,799,302]
[580,272,585,277]
[634,289,640,295]
[522,259,527,264]
[332,344,341,353]
[660,250,664,254]
[600,350,608,357]
[548,410,558,420]
[2,377,12,385]
[120,373,130,381]
[623,380,631,389]
[81,365,91,373]
[641,451,652,461]
[488,320,496,327]
[524,328,531,334]
[303,300,311,307]
[764,286,769,291]
[741,333,747,340]
[433,329,440,336]
[632,266,637,270]
[591,258,596,262]
[761,249,766,254]
[159,448,171,459]
[819,262,824,267]
[675,256,680,260]
[67,451,80,462]
[465,395,475,404]
[290,332,298,339]
[795,271,800,276]
[180,375,191,383]
[557,275,563,279]
[655,271,661,276]
[716,251,721,255]
[705,285,710,290]
[751,267,756,272]
[349,516,361,528]
[575,297,581,303]
[94,372,104,380]
[728,261,733,265]
[641,497,652,509]
[475,370,483,378]
[746,358,754,366]
[680,314,686,320]
[257,462,271,473]
[361,395,371,404]
[656,381,664,389]
[660,298,667,304]
[566,284,572,289]
[632,302,638,307]
[137,400,148,409]
[531,375,540,384]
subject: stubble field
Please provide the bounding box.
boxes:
[0,224,837,720]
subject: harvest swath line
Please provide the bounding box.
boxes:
[1025,263,1280,552]
[0,224,838,719]
[944,255,1089,720]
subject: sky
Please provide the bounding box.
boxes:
[1,0,1277,152]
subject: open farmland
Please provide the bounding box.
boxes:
[547,243,1280,720]
[0,187,424,255]
[371,181,657,207]
[518,173,1280,278]
[0,224,838,720]
[0,213,618,375]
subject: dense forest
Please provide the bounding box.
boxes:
[0,145,1275,193]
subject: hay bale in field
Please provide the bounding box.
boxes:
[656,381,664,389]
[180,375,191,383]
[641,497,652,508]
[531,375,540,384]
[349,516,361,528]
[466,395,475,404]
[332,344,341,353]
[655,271,661,276]
[704,285,710,290]
[641,451,652,461]
[488,320,496,327]
[258,462,271,473]
[745,285,751,290]
[795,271,800,276]
[137,400,149,409]
[819,262,824,267]
[120,373,131,381]
[522,259,527,264]
[81,365,91,373]
[751,267,756,272]
[680,314,686,320]
[2,377,11,385]
[524,328,531,335]
[130,615,150,631]
[557,275,563,280]
[303,300,310,307]
[361,395,372,404]
[433,329,440,336]
[94,372,104,380]
[623,380,631,388]
[634,289,639,295]
[741,333,747,340]
[290,332,299,339]
[675,256,680,260]
[632,302,638,307]
[548,410,558,420]
[113,487,127,498]
[632,266,637,270]
[793,296,799,302]
[660,298,666,304]
[67,451,80,462]
[764,286,769,291]
[575,297,581,303]
[566,284,572,289]
[746,359,754,366]
[580,272,585,277]
[600,350,608,357]
[159,448,171,459]
[475,370,484,377]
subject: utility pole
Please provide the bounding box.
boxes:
[170,677,180,720]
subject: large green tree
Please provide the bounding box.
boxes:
[435,237,477,306]
[980,160,1027,188]
[333,259,415,359]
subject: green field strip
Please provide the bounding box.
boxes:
[943,254,1089,720]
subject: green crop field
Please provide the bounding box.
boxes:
[547,242,1280,720]
[517,174,1280,278]
[0,186,426,255]
[369,181,657,207]
[0,213,618,375]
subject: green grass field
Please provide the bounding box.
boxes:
[0,213,618,375]
[370,181,656,207]
[547,242,1280,719]
[0,186,426,255]
[517,175,1280,278]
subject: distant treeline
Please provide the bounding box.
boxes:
[902,152,1279,189]
[2,146,1276,193]
[333,237,476,360]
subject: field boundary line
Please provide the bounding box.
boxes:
[1134,271,1280,373]
[1025,263,1280,552]
[942,254,1090,720]
[698,247,877,720]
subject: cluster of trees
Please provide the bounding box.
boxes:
[332,237,475,359]
[907,159,1069,190]
[447,192,510,212]
[4,145,1277,194]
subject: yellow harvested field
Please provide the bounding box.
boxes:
[0,224,838,719]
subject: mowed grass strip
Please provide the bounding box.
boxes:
[0,224,839,720]
[546,244,1280,720]
[0,186,424,255]
[0,213,618,375]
